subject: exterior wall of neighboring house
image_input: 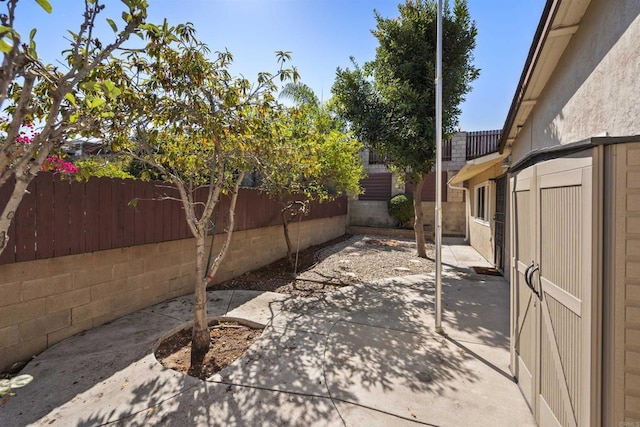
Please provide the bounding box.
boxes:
[511,0,640,164]
[350,133,467,234]
[466,164,505,266]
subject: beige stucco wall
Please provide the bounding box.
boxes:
[511,0,640,164]
[466,164,506,265]
[0,216,346,371]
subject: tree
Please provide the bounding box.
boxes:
[104,23,299,371]
[0,0,150,256]
[259,82,362,269]
[332,0,478,257]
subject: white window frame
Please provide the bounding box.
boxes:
[473,182,490,224]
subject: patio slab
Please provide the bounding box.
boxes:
[0,243,535,426]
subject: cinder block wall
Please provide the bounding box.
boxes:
[0,216,346,371]
[348,200,465,236]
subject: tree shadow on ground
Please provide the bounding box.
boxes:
[3,268,521,426]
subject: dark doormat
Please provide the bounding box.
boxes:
[472,266,503,276]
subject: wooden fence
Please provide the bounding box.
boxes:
[465,129,502,160]
[0,173,346,265]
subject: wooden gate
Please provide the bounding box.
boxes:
[511,156,595,426]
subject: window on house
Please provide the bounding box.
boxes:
[474,184,489,222]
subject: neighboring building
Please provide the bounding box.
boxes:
[62,137,104,159]
[451,0,640,425]
[351,130,496,238]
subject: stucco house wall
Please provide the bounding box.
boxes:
[511,0,640,164]
[466,164,505,265]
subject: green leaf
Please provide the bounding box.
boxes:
[29,28,37,40]
[0,38,12,53]
[127,198,139,209]
[87,96,106,109]
[64,92,76,106]
[106,18,118,33]
[35,0,53,14]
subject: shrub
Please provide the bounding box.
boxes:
[388,193,414,227]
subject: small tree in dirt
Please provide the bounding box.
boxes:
[332,0,478,257]
[0,0,150,256]
[104,23,299,370]
[256,82,363,269]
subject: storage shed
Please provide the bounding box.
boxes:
[450,0,640,424]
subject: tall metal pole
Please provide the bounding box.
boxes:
[434,0,444,334]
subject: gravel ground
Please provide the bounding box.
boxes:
[217,234,436,297]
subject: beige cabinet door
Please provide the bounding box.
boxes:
[511,156,594,427]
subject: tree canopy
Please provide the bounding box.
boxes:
[332,0,478,256]
[0,0,150,256]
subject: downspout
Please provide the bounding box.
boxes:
[447,176,469,242]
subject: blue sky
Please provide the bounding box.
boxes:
[19,0,546,131]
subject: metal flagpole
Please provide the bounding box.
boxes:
[434,0,444,334]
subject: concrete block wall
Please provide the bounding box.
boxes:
[444,131,467,171]
[446,170,465,203]
[348,200,465,237]
[0,216,346,371]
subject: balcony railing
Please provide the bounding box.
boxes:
[442,137,452,161]
[465,130,501,160]
[368,150,390,165]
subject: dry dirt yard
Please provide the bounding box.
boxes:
[218,233,436,296]
[157,233,436,378]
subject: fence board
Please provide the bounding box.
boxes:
[162,198,172,242]
[111,179,125,249]
[359,173,392,201]
[85,179,100,253]
[404,171,448,202]
[68,180,85,255]
[98,178,113,251]
[53,177,71,257]
[0,174,347,265]
[35,173,54,259]
[122,180,135,247]
[0,178,16,264]
[171,190,182,241]
[15,178,37,262]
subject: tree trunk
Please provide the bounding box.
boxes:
[190,233,210,371]
[281,208,294,268]
[413,173,427,258]
[0,173,30,257]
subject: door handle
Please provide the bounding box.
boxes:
[526,264,541,299]
[524,261,534,287]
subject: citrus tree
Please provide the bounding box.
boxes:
[0,0,150,256]
[104,22,299,370]
[257,83,362,269]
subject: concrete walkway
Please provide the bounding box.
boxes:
[1,242,535,426]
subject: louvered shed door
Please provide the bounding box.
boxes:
[511,166,537,412]
[536,159,592,427]
[511,157,593,427]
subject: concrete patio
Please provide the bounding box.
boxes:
[0,242,535,426]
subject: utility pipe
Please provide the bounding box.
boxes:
[446,177,470,242]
